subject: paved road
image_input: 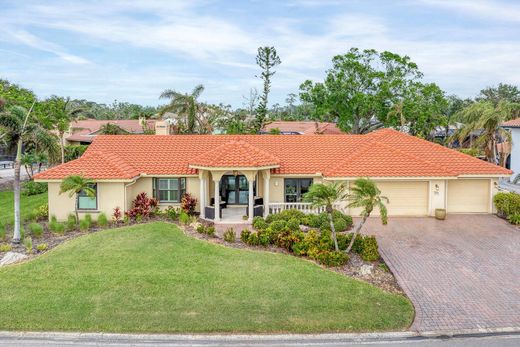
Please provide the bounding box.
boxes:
[0,332,519,347]
[365,215,520,332]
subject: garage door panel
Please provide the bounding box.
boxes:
[447,179,489,213]
[350,181,428,216]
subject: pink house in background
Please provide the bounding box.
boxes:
[65,119,156,145]
[261,121,344,135]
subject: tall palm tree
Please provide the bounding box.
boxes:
[40,96,88,163]
[59,175,95,230]
[303,182,348,251]
[0,104,57,243]
[159,85,204,134]
[346,178,389,253]
[455,100,520,164]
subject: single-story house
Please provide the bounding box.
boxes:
[261,121,344,135]
[501,118,520,180]
[34,128,511,223]
[65,119,156,145]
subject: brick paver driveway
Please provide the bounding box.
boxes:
[364,214,520,332]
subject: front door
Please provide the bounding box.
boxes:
[222,175,253,205]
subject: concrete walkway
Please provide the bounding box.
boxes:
[365,215,520,332]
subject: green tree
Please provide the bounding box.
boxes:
[346,178,389,254]
[300,48,422,134]
[302,182,348,251]
[40,96,88,164]
[255,46,281,132]
[98,123,129,135]
[455,100,520,164]
[0,104,56,243]
[59,175,95,230]
[159,85,205,134]
[477,83,520,105]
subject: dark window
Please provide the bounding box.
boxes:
[284,178,313,202]
[154,178,186,203]
[77,184,97,210]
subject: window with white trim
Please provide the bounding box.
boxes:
[77,184,97,210]
[154,178,186,203]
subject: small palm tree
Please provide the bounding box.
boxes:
[0,104,57,243]
[59,175,95,229]
[303,182,348,251]
[159,84,205,134]
[346,178,389,253]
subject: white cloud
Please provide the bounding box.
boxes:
[418,0,520,23]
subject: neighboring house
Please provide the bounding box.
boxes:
[261,121,344,135]
[65,119,156,145]
[501,118,520,180]
[34,129,511,223]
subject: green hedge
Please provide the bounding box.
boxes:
[493,192,520,218]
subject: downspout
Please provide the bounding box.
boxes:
[124,177,139,213]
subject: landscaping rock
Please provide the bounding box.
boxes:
[359,264,374,276]
[0,252,28,266]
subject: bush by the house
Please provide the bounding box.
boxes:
[79,219,90,231]
[246,231,260,246]
[196,224,205,234]
[315,250,349,267]
[28,222,44,238]
[49,220,65,234]
[252,216,268,230]
[84,214,93,225]
[223,228,236,243]
[36,243,48,252]
[22,181,48,196]
[0,224,6,241]
[205,226,216,237]
[179,211,190,225]
[112,207,122,223]
[165,206,179,220]
[97,213,109,227]
[266,209,305,224]
[66,214,77,231]
[360,235,379,261]
[31,203,48,221]
[493,192,520,219]
[240,228,251,243]
[0,243,12,252]
[181,193,197,215]
[125,192,158,220]
[508,214,520,225]
[23,237,33,253]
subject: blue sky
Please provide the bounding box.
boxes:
[1,0,519,108]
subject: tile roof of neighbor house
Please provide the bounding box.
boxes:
[35,128,511,180]
[66,119,156,143]
[501,118,520,128]
[262,121,344,135]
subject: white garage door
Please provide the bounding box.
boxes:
[447,179,490,213]
[350,181,429,216]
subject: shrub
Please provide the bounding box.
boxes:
[0,224,6,241]
[22,181,48,196]
[36,243,48,252]
[112,207,122,223]
[125,192,158,220]
[179,212,190,225]
[123,215,130,225]
[302,214,321,228]
[508,214,520,225]
[266,209,305,224]
[165,206,179,220]
[240,228,251,243]
[333,218,348,232]
[0,243,12,252]
[97,213,108,227]
[50,215,57,223]
[337,233,363,253]
[360,236,380,261]
[276,229,304,251]
[84,214,92,224]
[247,232,260,246]
[196,224,206,234]
[33,204,49,221]
[494,192,520,218]
[316,251,349,267]
[258,230,270,246]
[379,263,390,272]
[252,216,268,230]
[286,218,300,232]
[181,193,198,215]
[23,237,33,253]
[28,223,44,238]
[223,228,236,243]
[205,226,216,237]
[66,214,77,231]
[79,219,90,231]
[269,220,287,233]
[49,221,65,234]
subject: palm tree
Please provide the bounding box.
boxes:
[59,175,95,229]
[98,123,128,135]
[455,100,520,164]
[159,85,205,134]
[346,178,389,253]
[0,104,57,243]
[303,182,348,251]
[40,96,88,164]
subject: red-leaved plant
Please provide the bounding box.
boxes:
[112,207,122,223]
[181,192,197,215]
[125,192,159,219]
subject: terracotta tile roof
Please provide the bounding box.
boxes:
[190,140,280,168]
[262,121,344,135]
[35,129,511,180]
[501,118,520,128]
[66,119,156,143]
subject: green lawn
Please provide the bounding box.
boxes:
[0,191,47,226]
[0,222,413,333]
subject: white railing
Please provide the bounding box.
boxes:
[268,202,343,215]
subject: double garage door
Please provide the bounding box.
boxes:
[348,179,491,216]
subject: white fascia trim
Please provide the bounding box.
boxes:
[188,165,280,171]
[34,178,137,183]
[140,173,198,177]
[323,176,459,181]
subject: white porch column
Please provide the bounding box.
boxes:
[263,170,270,218]
[214,179,220,222]
[199,170,205,219]
[248,177,254,222]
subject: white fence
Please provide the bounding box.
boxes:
[268,202,344,215]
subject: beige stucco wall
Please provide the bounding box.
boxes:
[48,181,125,221]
